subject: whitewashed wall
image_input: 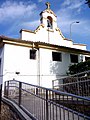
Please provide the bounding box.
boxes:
[2,43,87,88]
[21,27,86,50]
[3,44,38,86]
[2,44,70,88]
[37,48,71,88]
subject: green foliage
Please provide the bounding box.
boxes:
[67,60,90,75]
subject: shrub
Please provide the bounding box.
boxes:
[67,60,90,75]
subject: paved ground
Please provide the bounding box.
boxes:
[20,95,86,120]
[8,90,89,120]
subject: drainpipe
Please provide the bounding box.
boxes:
[32,42,40,86]
[37,48,40,86]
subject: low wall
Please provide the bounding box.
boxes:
[1,102,20,120]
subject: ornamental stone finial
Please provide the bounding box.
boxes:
[45,2,51,9]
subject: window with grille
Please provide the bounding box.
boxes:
[85,56,90,61]
[30,50,36,60]
[52,52,62,62]
[70,54,78,63]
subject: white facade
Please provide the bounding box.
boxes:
[2,43,71,88]
[0,2,90,88]
[20,3,86,50]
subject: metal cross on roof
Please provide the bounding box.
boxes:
[46,2,51,9]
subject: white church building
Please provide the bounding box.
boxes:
[0,2,90,88]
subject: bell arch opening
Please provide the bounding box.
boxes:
[47,16,53,29]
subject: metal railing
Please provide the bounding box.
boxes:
[52,70,90,97]
[0,84,2,113]
[4,80,90,120]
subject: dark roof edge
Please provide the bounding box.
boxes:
[0,35,90,54]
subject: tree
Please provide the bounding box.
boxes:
[67,60,90,75]
[85,0,90,8]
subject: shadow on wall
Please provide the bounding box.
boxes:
[50,61,67,80]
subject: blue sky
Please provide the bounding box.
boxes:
[0,0,90,50]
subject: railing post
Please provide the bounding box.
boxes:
[77,75,80,96]
[19,82,22,106]
[36,88,38,95]
[0,84,2,114]
[6,81,9,98]
[52,80,54,89]
[46,89,48,120]
[4,82,6,97]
